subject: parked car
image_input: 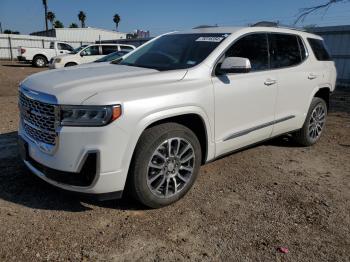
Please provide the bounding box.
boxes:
[18,26,336,208]
[94,50,130,63]
[48,44,136,69]
[17,41,74,67]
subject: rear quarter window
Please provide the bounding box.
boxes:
[307,38,332,61]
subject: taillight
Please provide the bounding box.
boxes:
[21,48,26,54]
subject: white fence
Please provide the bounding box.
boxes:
[0,34,94,60]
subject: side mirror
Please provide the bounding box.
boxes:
[220,57,251,74]
[80,51,86,57]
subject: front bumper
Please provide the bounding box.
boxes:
[48,62,64,69]
[18,117,131,197]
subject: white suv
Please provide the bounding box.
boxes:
[18,26,336,208]
[48,43,136,69]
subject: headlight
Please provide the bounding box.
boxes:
[60,105,122,126]
[54,58,62,63]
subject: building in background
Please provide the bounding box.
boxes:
[308,25,350,87]
[127,29,150,39]
[31,27,127,43]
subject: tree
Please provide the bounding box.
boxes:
[47,11,55,29]
[53,20,64,28]
[4,29,20,34]
[78,11,86,28]
[295,0,350,24]
[113,14,121,31]
[69,23,78,28]
[42,0,48,31]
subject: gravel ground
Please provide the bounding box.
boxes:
[0,61,349,261]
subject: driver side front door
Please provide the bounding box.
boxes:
[212,33,278,157]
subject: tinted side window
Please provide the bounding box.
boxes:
[269,34,301,69]
[82,46,100,56]
[102,45,118,55]
[307,38,332,61]
[120,45,134,51]
[225,33,269,71]
[298,37,308,61]
[58,43,73,51]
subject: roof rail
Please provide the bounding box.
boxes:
[193,25,218,29]
[251,21,279,27]
[251,21,306,32]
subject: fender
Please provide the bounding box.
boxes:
[119,105,215,181]
[307,83,332,112]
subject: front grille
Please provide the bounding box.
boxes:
[19,91,57,145]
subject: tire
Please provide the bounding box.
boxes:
[32,55,47,67]
[65,62,77,67]
[128,123,202,208]
[294,97,327,146]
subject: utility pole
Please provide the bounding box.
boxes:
[43,0,48,31]
[0,22,3,34]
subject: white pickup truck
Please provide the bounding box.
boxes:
[17,41,74,67]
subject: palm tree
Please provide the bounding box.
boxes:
[78,11,86,28]
[69,23,78,28]
[42,0,48,31]
[47,11,55,29]
[53,20,64,28]
[113,14,121,31]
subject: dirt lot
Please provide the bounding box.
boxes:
[0,61,349,261]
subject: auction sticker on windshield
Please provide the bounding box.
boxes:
[196,36,225,42]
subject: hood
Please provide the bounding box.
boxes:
[21,63,187,104]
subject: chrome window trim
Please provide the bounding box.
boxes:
[223,115,295,141]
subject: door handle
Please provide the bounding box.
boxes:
[264,79,277,86]
[60,51,63,54]
[308,74,317,80]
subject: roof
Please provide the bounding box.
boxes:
[179,26,243,34]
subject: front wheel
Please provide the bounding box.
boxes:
[128,123,202,208]
[294,97,327,146]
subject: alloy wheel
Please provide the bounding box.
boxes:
[147,137,195,198]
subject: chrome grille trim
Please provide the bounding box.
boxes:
[19,86,59,148]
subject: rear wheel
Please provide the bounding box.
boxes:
[33,55,47,67]
[294,97,327,146]
[128,123,202,208]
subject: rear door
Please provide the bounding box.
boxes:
[268,33,314,136]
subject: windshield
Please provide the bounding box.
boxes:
[70,45,88,54]
[118,33,230,71]
[95,51,129,62]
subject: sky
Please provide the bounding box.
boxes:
[0,0,350,36]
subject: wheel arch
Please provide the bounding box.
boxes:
[33,53,48,62]
[32,54,48,66]
[308,85,331,113]
[124,107,214,171]
[314,87,331,110]
[146,113,209,165]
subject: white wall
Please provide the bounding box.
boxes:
[55,28,126,42]
[0,28,127,60]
